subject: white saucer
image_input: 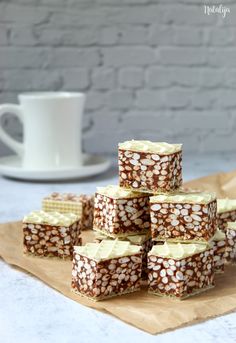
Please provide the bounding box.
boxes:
[0,154,111,181]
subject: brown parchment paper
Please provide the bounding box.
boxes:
[1,170,236,334]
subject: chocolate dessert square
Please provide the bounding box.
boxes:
[93,185,150,237]
[150,191,217,243]
[42,192,94,230]
[148,242,215,299]
[23,211,81,259]
[71,240,142,300]
[118,140,182,193]
[94,231,153,279]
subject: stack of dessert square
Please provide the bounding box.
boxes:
[148,191,219,298]
[23,192,94,259]
[72,140,221,301]
[72,183,154,301]
[93,185,152,279]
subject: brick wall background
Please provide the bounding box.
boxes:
[0,0,235,156]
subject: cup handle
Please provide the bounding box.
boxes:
[0,104,24,156]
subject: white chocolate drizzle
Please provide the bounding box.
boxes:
[150,191,216,204]
[74,240,141,261]
[23,211,79,226]
[96,185,145,199]
[119,140,182,154]
[149,242,208,260]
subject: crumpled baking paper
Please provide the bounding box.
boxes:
[0,170,236,334]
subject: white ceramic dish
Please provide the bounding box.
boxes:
[0,154,111,181]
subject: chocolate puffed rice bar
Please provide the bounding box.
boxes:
[94,231,153,279]
[148,242,215,299]
[150,191,217,243]
[71,240,142,301]
[217,199,236,232]
[211,228,226,273]
[225,222,236,264]
[23,211,81,259]
[118,140,182,194]
[43,192,83,216]
[93,185,150,237]
[42,192,94,230]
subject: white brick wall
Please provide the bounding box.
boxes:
[0,0,235,156]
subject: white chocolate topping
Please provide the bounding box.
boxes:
[74,240,141,261]
[212,228,226,241]
[150,191,216,204]
[23,211,79,226]
[217,199,236,213]
[94,231,151,245]
[96,185,145,199]
[119,140,182,154]
[227,222,236,231]
[149,242,207,260]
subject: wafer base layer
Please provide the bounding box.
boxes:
[153,237,211,244]
[120,185,178,195]
[149,285,215,300]
[71,287,141,302]
[93,227,149,238]
[23,252,72,261]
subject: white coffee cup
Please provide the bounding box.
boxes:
[0,92,85,170]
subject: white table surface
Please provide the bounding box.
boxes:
[0,153,236,343]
